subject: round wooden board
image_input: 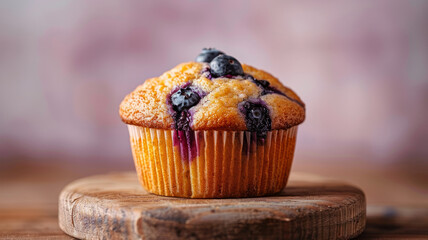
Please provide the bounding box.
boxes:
[59,172,366,240]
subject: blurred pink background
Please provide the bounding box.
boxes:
[0,1,427,204]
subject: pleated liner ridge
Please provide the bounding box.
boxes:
[128,125,298,198]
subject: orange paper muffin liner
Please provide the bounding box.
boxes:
[128,125,298,198]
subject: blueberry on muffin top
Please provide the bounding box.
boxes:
[120,48,305,134]
[170,86,202,113]
[195,48,224,63]
[209,54,244,78]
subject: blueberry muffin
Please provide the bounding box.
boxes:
[120,48,305,198]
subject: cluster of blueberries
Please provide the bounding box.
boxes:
[169,48,272,137]
[195,48,285,97]
[195,48,244,77]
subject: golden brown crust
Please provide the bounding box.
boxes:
[119,62,305,130]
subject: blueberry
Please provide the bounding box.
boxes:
[171,87,201,112]
[240,101,271,135]
[254,79,270,88]
[195,48,224,63]
[252,79,285,96]
[248,76,305,108]
[209,54,244,78]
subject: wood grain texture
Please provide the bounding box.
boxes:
[58,172,366,240]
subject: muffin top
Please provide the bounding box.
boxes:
[120,49,305,135]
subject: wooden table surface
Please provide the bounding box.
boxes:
[0,161,427,239]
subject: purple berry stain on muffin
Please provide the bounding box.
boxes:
[201,66,212,80]
[168,83,206,161]
[173,130,199,162]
